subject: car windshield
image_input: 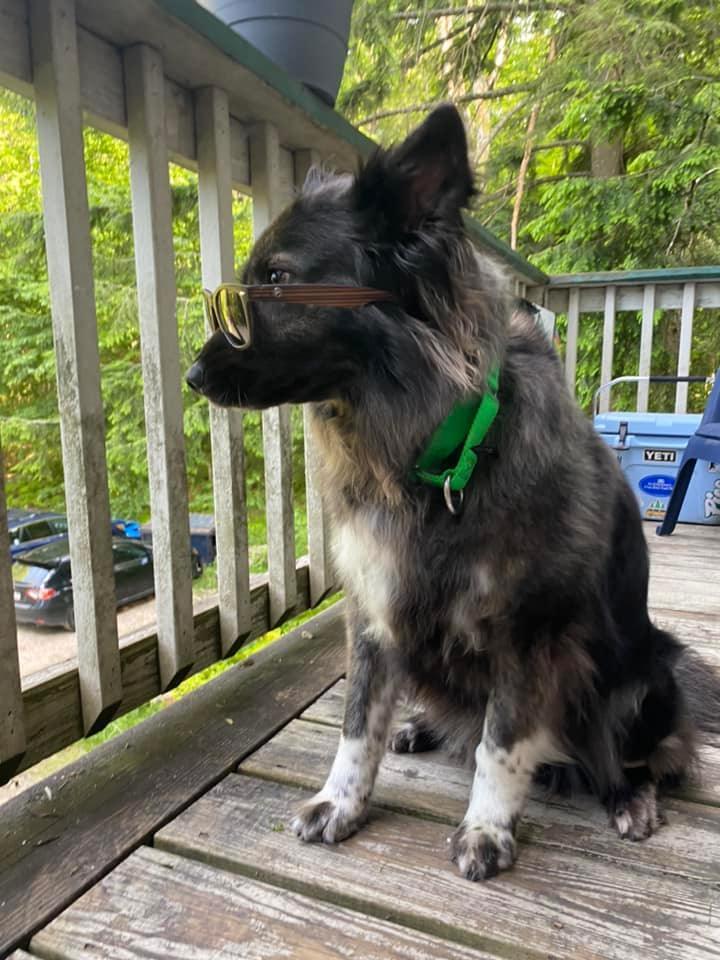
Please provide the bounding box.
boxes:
[12,561,51,585]
[17,539,69,564]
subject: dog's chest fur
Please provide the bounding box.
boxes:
[333,507,496,658]
[334,511,397,643]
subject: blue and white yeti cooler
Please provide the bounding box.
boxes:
[594,411,720,525]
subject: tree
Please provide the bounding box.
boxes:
[338,0,720,410]
[339,0,720,270]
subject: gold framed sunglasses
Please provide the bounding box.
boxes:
[202,283,396,350]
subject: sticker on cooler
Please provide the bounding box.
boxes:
[645,499,667,520]
[705,480,720,519]
[643,449,677,463]
[638,474,675,497]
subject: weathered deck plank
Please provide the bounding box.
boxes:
[13,563,315,777]
[0,606,346,958]
[31,845,499,960]
[7,519,718,960]
[156,776,720,960]
[242,716,720,877]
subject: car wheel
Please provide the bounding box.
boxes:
[193,556,203,579]
[65,603,75,632]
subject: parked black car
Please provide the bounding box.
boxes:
[7,509,69,558]
[7,509,142,558]
[12,536,203,631]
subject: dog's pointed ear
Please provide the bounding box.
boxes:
[301,163,325,192]
[355,104,474,233]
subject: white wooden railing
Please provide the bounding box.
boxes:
[2,0,715,783]
[528,268,720,413]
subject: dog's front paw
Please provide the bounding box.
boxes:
[291,793,367,844]
[450,821,517,881]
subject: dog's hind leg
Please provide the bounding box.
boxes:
[292,616,399,844]
[389,713,443,754]
[606,766,666,841]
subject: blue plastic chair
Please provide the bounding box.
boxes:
[657,368,720,535]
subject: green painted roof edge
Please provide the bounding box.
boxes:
[156,0,548,286]
[548,266,720,286]
[463,216,548,284]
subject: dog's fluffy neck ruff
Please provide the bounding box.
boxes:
[309,236,510,510]
[310,340,505,510]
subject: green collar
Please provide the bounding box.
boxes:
[413,366,500,512]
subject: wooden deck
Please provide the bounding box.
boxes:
[4,524,720,960]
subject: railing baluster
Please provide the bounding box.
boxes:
[251,121,297,625]
[637,284,655,413]
[30,0,121,733]
[295,149,335,605]
[598,285,616,412]
[564,286,579,396]
[124,44,194,687]
[675,282,696,414]
[0,443,25,779]
[196,86,251,655]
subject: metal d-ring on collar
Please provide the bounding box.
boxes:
[443,475,464,515]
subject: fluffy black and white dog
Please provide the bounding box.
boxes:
[187,105,720,881]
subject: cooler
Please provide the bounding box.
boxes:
[594,411,720,525]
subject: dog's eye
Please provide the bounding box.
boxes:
[268,268,291,284]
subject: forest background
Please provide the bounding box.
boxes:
[1,0,718,559]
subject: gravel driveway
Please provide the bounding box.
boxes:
[17,596,161,679]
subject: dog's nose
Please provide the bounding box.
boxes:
[186,362,205,393]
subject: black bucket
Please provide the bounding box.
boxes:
[205,0,354,106]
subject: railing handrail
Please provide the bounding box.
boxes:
[545,266,720,286]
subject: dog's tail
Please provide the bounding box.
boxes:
[675,645,720,737]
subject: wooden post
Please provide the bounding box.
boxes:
[30,0,121,734]
[675,283,695,414]
[637,284,655,413]
[124,44,194,687]
[564,287,579,397]
[196,86,251,654]
[295,148,335,605]
[251,121,297,625]
[598,286,616,413]
[0,443,25,781]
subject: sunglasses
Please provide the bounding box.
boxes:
[202,283,396,350]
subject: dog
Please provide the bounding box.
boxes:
[187,104,720,881]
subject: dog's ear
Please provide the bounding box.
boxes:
[354,104,474,233]
[301,163,325,193]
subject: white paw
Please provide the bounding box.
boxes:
[450,821,518,881]
[291,792,368,844]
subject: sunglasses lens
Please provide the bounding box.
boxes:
[216,288,251,348]
[202,290,218,333]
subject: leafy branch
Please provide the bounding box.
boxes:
[357,83,536,126]
[391,3,568,19]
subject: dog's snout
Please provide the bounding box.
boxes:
[186,361,205,393]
